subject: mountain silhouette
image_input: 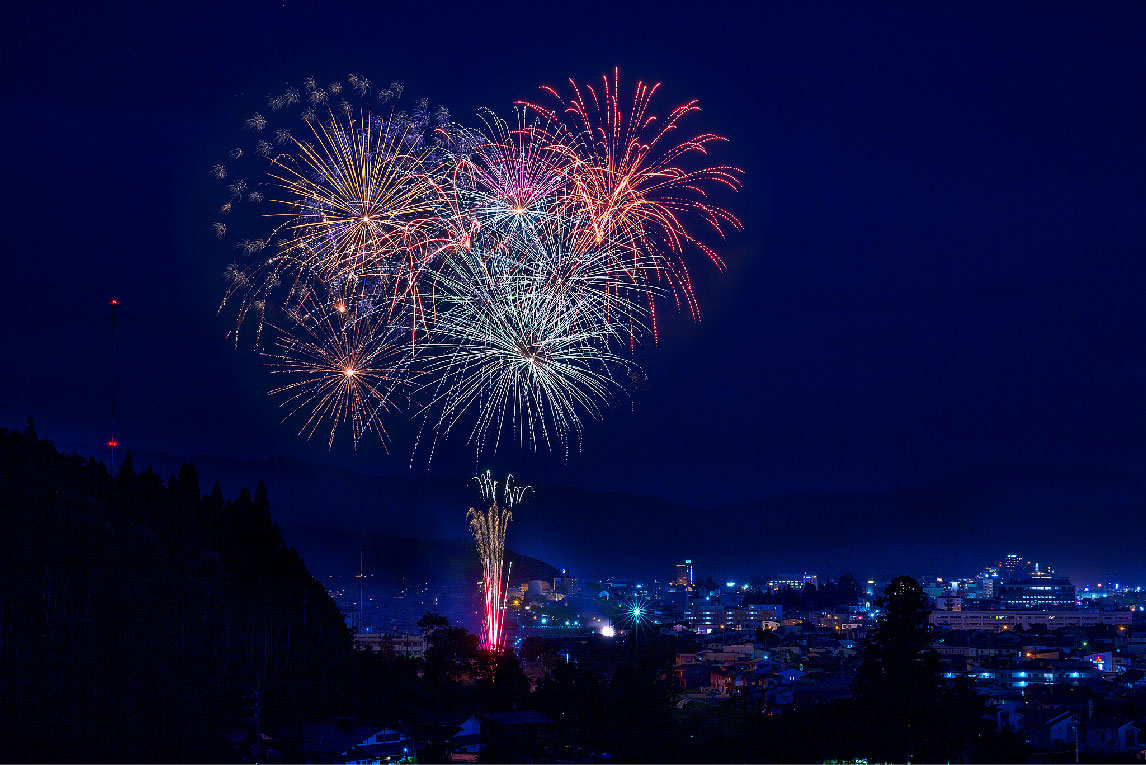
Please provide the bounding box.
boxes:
[121,448,1146,586]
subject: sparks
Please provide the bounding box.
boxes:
[467,471,531,651]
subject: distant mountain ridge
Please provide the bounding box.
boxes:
[112,448,1146,585]
[279,523,559,587]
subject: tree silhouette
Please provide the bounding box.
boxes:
[851,575,1019,762]
[853,576,940,760]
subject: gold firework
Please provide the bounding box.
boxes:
[263,296,410,450]
[267,109,446,322]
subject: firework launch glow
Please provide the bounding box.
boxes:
[468,471,530,651]
[214,70,741,458]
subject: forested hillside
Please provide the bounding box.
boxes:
[0,422,366,760]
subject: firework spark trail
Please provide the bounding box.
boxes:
[468,471,530,651]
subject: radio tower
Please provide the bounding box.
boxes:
[107,298,120,473]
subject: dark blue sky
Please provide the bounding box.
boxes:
[2,1,1144,506]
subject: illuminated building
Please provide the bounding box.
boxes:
[724,604,783,630]
[998,577,1076,609]
[982,555,1058,598]
[929,610,1130,631]
[766,574,817,591]
[982,569,1000,598]
[674,560,694,588]
[998,554,1036,583]
[747,603,782,622]
[963,664,1100,688]
[936,594,963,611]
[353,632,425,659]
[683,600,722,633]
[526,579,552,599]
[553,571,578,597]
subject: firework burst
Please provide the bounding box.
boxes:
[523,68,743,327]
[216,77,456,348]
[450,109,570,250]
[263,296,410,450]
[268,109,444,289]
[415,217,649,461]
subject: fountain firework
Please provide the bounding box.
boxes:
[467,471,530,651]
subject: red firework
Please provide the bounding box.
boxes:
[522,68,743,329]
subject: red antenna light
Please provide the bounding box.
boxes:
[106,440,118,448]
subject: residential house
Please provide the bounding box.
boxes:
[1084,717,1139,755]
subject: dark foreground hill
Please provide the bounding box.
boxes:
[0,423,371,760]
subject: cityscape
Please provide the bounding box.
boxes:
[317,551,1146,760]
[334,555,1145,647]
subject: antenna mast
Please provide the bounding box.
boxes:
[107,298,120,473]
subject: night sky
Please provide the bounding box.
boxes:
[3,1,1145,510]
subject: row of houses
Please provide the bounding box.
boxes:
[281,712,560,764]
[930,614,1146,759]
[993,705,1141,757]
[669,630,859,709]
